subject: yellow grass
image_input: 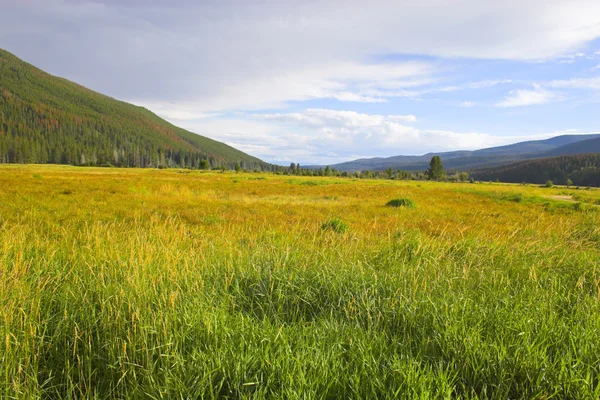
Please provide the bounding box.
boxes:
[1,165,600,398]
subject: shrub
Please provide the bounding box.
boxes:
[386,198,416,208]
[321,218,349,233]
[199,160,210,170]
[545,180,554,188]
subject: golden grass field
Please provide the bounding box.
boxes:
[1,165,600,398]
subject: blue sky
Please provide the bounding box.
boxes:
[1,0,600,164]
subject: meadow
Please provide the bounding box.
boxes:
[1,165,600,399]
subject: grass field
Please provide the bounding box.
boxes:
[1,165,600,399]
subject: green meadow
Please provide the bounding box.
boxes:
[1,165,600,399]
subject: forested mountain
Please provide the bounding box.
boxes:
[318,134,600,172]
[0,48,268,170]
[470,153,600,187]
[537,137,600,158]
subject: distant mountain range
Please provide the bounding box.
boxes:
[312,134,600,172]
[0,48,268,170]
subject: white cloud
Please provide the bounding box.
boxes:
[548,77,600,90]
[496,85,558,107]
[255,109,417,130]
[558,52,588,63]
[129,61,437,112]
[465,80,513,89]
[388,115,418,122]
[459,101,476,107]
[493,76,600,107]
[1,0,600,113]
[177,109,516,164]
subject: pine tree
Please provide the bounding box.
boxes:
[426,156,446,181]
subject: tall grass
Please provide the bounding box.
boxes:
[1,165,600,398]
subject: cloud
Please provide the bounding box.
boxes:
[494,76,600,107]
[132,60,436,111]
[1,0,599,113]
[459,101,476,107]
[176,109,524,164]
[464,80,513,89]
[255,109,417,127]
[388,115,418,122]
[547,77,600,90]
[558,52,588,63]
[496,85,558,107]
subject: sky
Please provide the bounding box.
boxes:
[1,0,600,165]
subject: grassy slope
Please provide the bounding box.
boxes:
[2,165,600,398]
[0,48,266,166]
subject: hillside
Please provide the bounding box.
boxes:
[0,48,268,169]
[470,153,600,187]
[537,137,600,158]
[320,134,600,172]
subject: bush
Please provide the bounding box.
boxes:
[199,160,210,170]
[545,180,554,188]
[321,218,349,233]
[386,198,416,208]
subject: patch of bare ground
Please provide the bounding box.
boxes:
[548,195,574,201]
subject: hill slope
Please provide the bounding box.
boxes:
[0,48,267,169]
[470,153,600,187]
[322,134,600,172]
[537,137,600,158]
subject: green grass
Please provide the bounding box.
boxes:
[1,165,600,398]
[320,217,350,233]
[385,198,416,208]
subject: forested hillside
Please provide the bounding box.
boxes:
[538,137,600,158]
[470,153,600,187]
[0,48,268,170]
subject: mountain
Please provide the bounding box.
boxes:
[470,153,600,187]
[537,137,600,158]
[0,48,268,170]
[319,134,600,172]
